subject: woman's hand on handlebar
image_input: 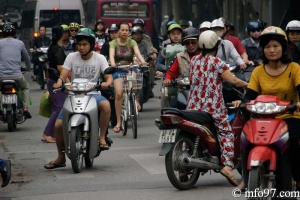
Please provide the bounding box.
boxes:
[232,100,242,108]
[141,62,148,67]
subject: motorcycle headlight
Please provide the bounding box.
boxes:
[66,82,94,92]
[246,102,287,114]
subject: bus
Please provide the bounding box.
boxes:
[19,0,85,49]
[85,0,154,37]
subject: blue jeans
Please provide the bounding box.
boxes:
[0,159,7,171]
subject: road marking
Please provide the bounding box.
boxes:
[130,153,166,175]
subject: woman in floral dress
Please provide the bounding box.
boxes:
[187,30,247,186]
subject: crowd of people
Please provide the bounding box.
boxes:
[0,16,300,194]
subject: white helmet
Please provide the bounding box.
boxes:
[210,19,224,28]
[199,21,211,30]
[198,30,220,50]
[286,20,300,32]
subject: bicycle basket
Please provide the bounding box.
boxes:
[118,73,143,90]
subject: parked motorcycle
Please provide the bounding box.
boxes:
[155,84,248,190]
[49,67,116,173]
[33,46,48,90]
[241,95,297,198]
[0,69,28,132]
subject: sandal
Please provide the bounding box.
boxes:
[220,167,238,186]
[44,161,66,169]
[113,126,121,133]
[135,98,141,112]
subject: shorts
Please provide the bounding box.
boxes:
[57,94,107,119]
[112,68,138,80]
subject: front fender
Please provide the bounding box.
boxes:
[68,114,89,131]
[247,146,277,171]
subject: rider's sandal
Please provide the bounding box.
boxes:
[220,167,238,186]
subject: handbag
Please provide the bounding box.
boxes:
[39,91,52,118]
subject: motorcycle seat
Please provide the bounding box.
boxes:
[162,108,213,124]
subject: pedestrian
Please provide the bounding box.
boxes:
[41,25,67,143]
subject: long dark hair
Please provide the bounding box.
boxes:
[260,35,291,64]
[51,25,63,44]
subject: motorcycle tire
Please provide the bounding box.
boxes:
[70,127,84,173]
[248,165,274,199]
[84,139,94,168]
[6,111,15,132]
[130,92,137,139]
[165,133,201,190]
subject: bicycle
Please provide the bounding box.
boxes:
[117,64,145,139]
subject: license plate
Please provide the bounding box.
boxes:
[2,95,16,104]
[158,129,177,143]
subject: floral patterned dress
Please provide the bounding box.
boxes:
[186,54,235,167]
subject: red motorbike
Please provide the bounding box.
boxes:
[241,95,296,197]
[155,99,249,190]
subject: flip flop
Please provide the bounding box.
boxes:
[99,143,110,151]
[44,161,66,169]
[220,168,238,186]
[113,126,121,133]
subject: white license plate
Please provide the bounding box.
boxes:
[158,129,177,143]
[2,95,16,104]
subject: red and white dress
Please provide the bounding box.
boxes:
[187,54,235,167]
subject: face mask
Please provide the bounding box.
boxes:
[214,30,224,38]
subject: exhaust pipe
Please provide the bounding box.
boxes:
[183,157,223,170]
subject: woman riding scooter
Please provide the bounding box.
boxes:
[238,26,300,193]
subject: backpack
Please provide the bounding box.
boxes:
[159,43,185,71]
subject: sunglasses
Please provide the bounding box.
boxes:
[185,41,197,45]
[70,29,78,32]
[250,29,262,33]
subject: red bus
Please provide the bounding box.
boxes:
[85,0,153,37]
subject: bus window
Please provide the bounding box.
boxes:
[40,10,81,27]
[101,2,149,18]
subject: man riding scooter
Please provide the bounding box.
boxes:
[163,27,200,109]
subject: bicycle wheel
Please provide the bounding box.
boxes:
[122,94,128,136]
[130,92,138,139]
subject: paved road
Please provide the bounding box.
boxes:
[0,68,246,200]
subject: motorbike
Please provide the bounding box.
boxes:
[241,95,297,198]
[155,83,248,190]
[94,38,105,54]
[33,46,48,90]
[160,75,190,110]
[138,56,153,111]
[49,67,116,173]
[0,68,28,132]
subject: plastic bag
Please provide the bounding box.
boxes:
[39,91,52,118]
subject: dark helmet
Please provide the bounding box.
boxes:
[95,19,105,31]
[2,22,16,36]
[108,23,119,33]
[76,28,96,48]
[246,20,264,33]
[178,20,190,27]
[131,26,143,34]
[132,19,145,27]
[182,27,198,43]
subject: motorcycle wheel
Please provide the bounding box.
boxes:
[70,127,84,173]
[7,111,15,132]
[248,165,274,199]
[130,93,137,139]
[84,139,94,168]
[165,133,201,190]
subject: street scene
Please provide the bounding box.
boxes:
[1,0,300,200]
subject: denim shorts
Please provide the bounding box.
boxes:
[112,68,138,80]
[57,94,107,119]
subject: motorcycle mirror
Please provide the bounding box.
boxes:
[104,67,117,74]
[222,81,235,90]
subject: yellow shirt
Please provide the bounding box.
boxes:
[248,62,300,119]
